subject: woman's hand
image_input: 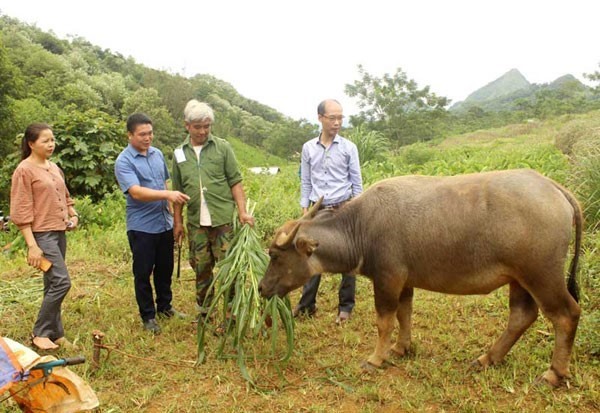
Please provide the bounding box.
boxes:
[27,244,44,269]
[66,216,79,231]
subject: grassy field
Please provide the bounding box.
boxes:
[1,114,600,412]
[1,257,598,412]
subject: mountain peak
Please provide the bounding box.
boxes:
[464,69,531,103]
[449,69,590,113]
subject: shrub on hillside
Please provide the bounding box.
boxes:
[347,125,391,165]
[569,126,600,229]
[398,142,436,167]
[74,190,126,230]
[555,119,597,155]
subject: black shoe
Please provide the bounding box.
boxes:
[292,305,317,318]
[143,318,161,334]
[158,307,187,319]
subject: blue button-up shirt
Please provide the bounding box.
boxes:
[300,134,363,208]
[115,144,173,233]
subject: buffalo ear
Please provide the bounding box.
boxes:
[295,236,319,257]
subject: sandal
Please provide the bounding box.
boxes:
[31,335,59,351]
[54,337,79,350]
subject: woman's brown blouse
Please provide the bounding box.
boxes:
[10,160,74,232]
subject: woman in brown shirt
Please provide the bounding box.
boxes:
[10,123,79,351]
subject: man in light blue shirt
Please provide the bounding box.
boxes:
[295,99,363,324]
[115,113,190,334]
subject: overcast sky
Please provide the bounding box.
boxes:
[1,0,598,121]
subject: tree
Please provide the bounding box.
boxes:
[263,120,317,159]
[584,63,600,93]
[0,14,316,190]
[345,65,450,146]
[0,32,22,158]
[140,69,192,120]
[34,30,68,55]
[122,87,181,149]
[89,72,128,115]
[239,113,269,146]
[59,79,104,110]
[6,97,52,140]
[51,108,124,202]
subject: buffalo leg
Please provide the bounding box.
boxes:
[476,282,538,368]
[391,287,413,356]
[533,285,581,386]
[366,281,402,367]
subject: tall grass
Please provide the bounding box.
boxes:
[561,116,600,230]
[360,136,569,186]
[346,125,391,165]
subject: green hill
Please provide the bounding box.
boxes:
[465,68,531,102]
[450,68,592,113]
[227,136,287,168]
[0,14,316,163]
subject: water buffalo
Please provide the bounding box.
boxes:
[259,169,582,387]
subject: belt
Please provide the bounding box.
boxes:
[318,199,349,210]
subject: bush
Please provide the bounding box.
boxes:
[74,190,126,230]
[569,128,600,230]
[243,167,299,241]
[52,108,124,202]
[398,142,436,167]
[347,125,390,165]
[555,119,597,155]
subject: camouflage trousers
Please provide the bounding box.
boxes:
[188,224,233,312]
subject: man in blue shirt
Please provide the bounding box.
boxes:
[295,99,363,324]
[115,113,190,334]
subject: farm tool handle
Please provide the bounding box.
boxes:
[31,355,86,376]
[0,355,87,404]
[177,239,182,279]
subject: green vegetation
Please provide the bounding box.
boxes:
[345,65,450,145]
[2,14,600,204]
[197,212,295,384]
[2,112,600,411]
[0,14,316,202]
[347,66,600,147]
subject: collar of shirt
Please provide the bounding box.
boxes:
[125,144,157,158]
[181,134,214,149]
[316,133,341,148]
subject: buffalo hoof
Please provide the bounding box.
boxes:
[390,345,410,358]
[469,359,485,371]
[360,360,381,372]
[534,369,568,388]
[470,354,492,371]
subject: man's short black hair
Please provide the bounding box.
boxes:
[126,113,153,133]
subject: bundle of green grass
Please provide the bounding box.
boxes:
[196,201,294,383]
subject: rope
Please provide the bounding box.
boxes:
[94,343,201,371]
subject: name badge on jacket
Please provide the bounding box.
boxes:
[174,148,186,163]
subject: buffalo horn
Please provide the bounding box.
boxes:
[305,196,324,220]
[275,222,301,249]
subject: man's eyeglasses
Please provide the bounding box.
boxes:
[321,115,344,122]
